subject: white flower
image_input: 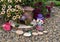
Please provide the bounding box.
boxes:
[12,16,16,20]
[15,5,20,9]
[11,8,16,12]
[40,20,44,24]
[1,11,5,15]
[0,0,3,2]
[2,4,6,8]
[8,0,12,3]
[37,19,40,22]
[7,14,11,17]
[16,15,20,19]
[15,5,17,8]
[18,7,22,9]
[18,16,20,19]
[15,10,19,14]
[7,9,10,13]
[15,10,18,13]
[37,19,44,24]
[15,5,22,10]
[1,0,4,2]
[18,0,21,2]
[7,9,12,12]
[8,5,12,9]
[2,8,5,11]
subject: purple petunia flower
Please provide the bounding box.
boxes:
[46,6,51,12]
[33,8,41,19]
[37,17,44,20]
[39,2,42,6]
[46,13,51,18]
[37,14,44,20]
[33,8,41,14]
[37,14,43,17]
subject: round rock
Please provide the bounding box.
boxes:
[43,31,48,34]
[23,32,31,37]
[38,32,43,35]
[16,30,24,35]
[32,32,38,36]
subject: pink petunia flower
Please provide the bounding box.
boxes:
[46,6,51,12]
[2,22,11,31]
[46,13,51,18]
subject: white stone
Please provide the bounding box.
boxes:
[38,32,43,35]
[16,30,23,35]
[18,25,33,29]
[43,31,48,34]
[32,32,38,36]
[23,32,31,37]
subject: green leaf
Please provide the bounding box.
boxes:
[15,23,19,27]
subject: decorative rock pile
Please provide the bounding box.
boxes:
[11,29,48,37]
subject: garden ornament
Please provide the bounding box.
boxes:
[37,19,44,25]
[30,19,37,26]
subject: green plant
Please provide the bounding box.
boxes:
[54,1,60,6]
[0,0,23,22]
[45,1,60,6]
[0,26,3,30]
[0,0,55,24]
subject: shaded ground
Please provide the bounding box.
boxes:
[0,7,60,42]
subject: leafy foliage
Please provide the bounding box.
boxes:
[0,0,55,23]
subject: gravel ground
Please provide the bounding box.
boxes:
[0,7,60,42]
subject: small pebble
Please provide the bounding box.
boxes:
[23,32,31,37]
[38,32,43,35]
[32,32,38,36]
[43,31,48,34]
[16,30,23,35]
